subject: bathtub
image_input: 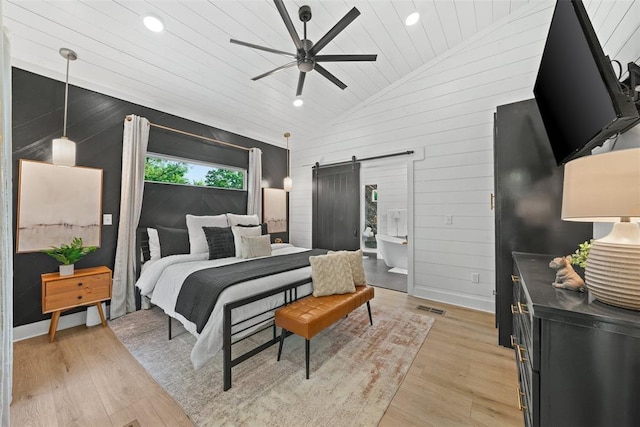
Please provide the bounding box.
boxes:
[376,234,408,270]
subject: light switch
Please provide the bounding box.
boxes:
[103,214,112,226]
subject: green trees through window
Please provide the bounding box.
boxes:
[144,155,245,190]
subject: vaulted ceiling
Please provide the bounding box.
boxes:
[5,0,532,147]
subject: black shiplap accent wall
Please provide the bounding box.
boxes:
[12,68,287,327]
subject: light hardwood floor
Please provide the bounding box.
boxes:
[11,288,522,426]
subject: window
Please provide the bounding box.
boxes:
[144,153,246,190]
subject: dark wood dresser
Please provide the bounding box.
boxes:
[511,252,640,427]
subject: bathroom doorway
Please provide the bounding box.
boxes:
[360,159,408,293]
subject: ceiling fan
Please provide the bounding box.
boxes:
[230,0,377,96]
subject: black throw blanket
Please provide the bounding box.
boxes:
[175,249,328,333]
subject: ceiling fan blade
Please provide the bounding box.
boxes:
[230,39,295,58]
[310,7,360,55]
[251,61,297,81]
[296,72,306,96]
[315,54,377,62]
[274,0,304,52]
[314,64,347,90]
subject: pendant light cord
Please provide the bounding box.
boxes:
[62,54,70,138]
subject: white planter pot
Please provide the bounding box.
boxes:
[59,264,74,276]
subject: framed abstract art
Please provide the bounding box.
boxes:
[16,160,103,252]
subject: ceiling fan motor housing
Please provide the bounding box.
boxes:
[299,5,312,22]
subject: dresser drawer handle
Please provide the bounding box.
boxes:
[77,295,83,300]
[511,304,519,315]
[516,388,527,411]
[516,344,528,363]
[511,275,519,283]
[510,335,517,347]
[517,301,529,315]
[77,282,83,287]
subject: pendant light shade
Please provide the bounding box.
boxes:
[284,132,292,192]
[52,48,77,166]
[52,137,75,167]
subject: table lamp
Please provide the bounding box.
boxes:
[562,147,640,309]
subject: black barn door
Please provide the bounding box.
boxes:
[312,162,360,250]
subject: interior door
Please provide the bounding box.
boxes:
[312,162,360,250]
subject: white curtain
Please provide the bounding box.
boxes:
[0,25,11,427]
[247,148,262,219]
[111,115,149,319]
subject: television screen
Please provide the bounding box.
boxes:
[533,0,638,165]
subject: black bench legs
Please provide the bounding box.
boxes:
[277,329,311,380]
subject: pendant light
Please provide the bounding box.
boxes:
[283,132,292,192]
[52,48,78,166]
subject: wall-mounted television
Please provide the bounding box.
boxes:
[533,0,639,165]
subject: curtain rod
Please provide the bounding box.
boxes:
[126,115,251,152]
[312,150,415,169]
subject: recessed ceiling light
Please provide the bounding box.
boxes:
[143,15,164,32]
[405,12,420,26]
[293,98,304,107]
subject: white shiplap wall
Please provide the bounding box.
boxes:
[289,0,640,312]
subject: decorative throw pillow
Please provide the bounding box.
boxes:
[202,226,235,260]
[147,227,161,260]
[231,225,262,257]
[328,249,367,286]
[309,253,355,297]
[156,226,190,258]
[240,235,272,259]
[186,214,229,254]
[226,213,260,227]
[236,223,269,236]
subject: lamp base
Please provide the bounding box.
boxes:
[585,222,640,310]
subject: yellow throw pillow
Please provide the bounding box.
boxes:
[309,253,355,297]
[328,249,367,286]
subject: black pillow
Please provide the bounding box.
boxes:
[203,226,235,260]
[156,226,190,257]
[236,223,268,235]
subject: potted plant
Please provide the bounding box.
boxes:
[42,237,97,276]
[570,239,593,277]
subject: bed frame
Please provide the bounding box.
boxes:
[137,227,312,391]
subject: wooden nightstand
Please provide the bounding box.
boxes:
[41,266,112,343]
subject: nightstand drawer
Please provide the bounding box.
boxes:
[44,280,110,312]
[44,272,110,296]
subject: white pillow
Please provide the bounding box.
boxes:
[186,214,229,254]
[240,235,272,259]
[231,225,261,257]
[227,213,259,227]
[147,228,161,261]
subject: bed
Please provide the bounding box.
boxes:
[134,221,321,390]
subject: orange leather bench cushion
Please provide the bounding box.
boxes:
[275,285,374,340]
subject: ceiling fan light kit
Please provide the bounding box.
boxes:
[230,0,377,96]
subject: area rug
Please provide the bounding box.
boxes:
[110,302,434,426]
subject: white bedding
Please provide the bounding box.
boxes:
[135,244,313,369]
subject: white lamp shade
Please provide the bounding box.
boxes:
[283,176,293,192]
[562,148,640,222]
[52,137,76,167]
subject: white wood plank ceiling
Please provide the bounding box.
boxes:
[5,0,532,148]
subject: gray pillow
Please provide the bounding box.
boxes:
[202,226,235,260]
[240,235,272,259]
[156,226,189,257]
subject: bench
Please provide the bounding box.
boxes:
[274,285,375,379]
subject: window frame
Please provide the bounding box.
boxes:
[144,152,247,191]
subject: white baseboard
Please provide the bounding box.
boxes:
[411,287,495,313]
[13,305,111,342]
